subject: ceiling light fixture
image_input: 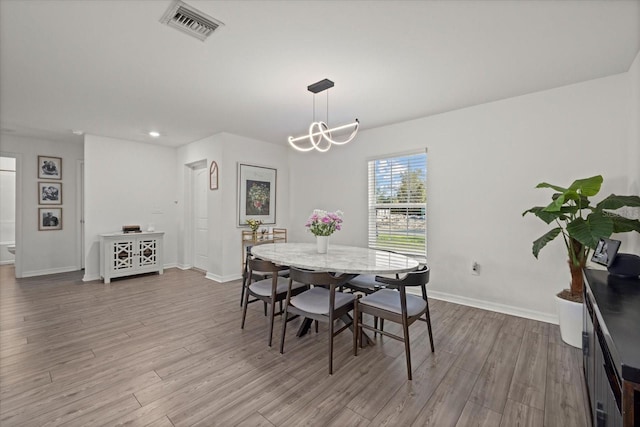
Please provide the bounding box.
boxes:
[288,79,359,152]
[149,131,161,138]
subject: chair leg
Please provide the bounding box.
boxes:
[328,318,334,375]
[279,307,288,354]
[267,298,276,347]
[353,298,359,356]
[240,273,247,307]
[263,301,267,316]
[373,316,378,337]
[241,286,250,329]
[425,298,435,352]
[402,316,412,381]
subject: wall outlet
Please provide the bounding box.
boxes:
[471,261,480,275]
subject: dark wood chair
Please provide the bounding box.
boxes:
[241,258,305,347]
[353,265,433,380]
[280,268,356,375]
[240,245,288,307]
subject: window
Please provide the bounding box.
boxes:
[368,151,427,257]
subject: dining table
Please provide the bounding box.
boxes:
[250,242,420,340]
[250,242,419,275]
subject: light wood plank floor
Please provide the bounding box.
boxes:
[0,265,591,426]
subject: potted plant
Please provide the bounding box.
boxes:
[523,175,640,347]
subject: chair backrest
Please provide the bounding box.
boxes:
[375,265,430,287]
[288,268,344,287]
[249,257,287,274]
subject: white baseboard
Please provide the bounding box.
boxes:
[205,272,242,283]
[177,263,192,270]
[0,260,15,265]
[22,266,79,278]
[83,273,101,282]
[426,289,558,325]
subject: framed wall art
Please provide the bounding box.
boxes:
[38,182,62,205]
[38,156,62,180]
[39,207,62,231]
[209,161,219,190]
[238,163,276,226]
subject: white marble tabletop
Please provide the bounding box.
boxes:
[250,243,419,274]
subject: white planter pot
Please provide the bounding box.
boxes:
[555,295,583,348]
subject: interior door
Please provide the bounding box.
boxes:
[193,166,208,271]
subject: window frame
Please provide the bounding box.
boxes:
[367,149,428,258]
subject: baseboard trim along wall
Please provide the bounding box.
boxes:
[23,266,79,278]
[205,272,242,283]
[426,289,558,325]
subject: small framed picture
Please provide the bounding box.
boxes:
[210,161,219,190]
[38,156,62,180]
[39,208,62,231]
[38,182,62,205]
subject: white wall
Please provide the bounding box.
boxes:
[83,135,178,281]
[289,72,631,322]
[626,51,640,255]
[176,132,290,282]
[0,135,83,277]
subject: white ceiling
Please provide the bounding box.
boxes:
[1,0,639,148]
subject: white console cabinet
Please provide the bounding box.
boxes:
[99,231,164,284]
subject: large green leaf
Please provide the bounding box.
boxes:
[532,227,562,258]
[595,194,640,211]
[536,182,567,192]
[566,212,613,249]
[568,175,603,197]
[611,216,640,233]
[522,206,564,224]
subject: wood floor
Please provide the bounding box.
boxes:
[0,265,591,427]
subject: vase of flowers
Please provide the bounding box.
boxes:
[305,209,343,253]
[246,219,262,239]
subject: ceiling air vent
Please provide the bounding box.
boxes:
[160,0,224,42]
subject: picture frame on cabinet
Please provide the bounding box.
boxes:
[38,182,62,205]
[39,208,62,231]
[237,163,276,226]
[38,156,62,180]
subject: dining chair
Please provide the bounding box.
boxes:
[280,268,356,375]
[241,258,306,347]
[240,245,289,307]
[353,265,433,380]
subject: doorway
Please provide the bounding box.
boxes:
[189,160,208,271]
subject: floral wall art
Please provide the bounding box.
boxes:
[238,163,276,225]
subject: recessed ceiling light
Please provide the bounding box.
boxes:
[149,131,161,138]
[72,130,84,135]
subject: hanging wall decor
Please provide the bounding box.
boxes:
[38,182,62,205]
[209,161,219,190]
[237,163,276,226]
[39,207,62,231]
[38,156,62,180]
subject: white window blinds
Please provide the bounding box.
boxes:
[367,151,427,257]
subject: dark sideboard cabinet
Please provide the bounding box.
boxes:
[583,268,640,427]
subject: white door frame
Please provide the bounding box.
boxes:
[0,151,22,277]
[76,160,85,269]
[183,159,207,270]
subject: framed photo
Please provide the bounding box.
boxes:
[38,182,62,205]
[238,163,276,226]
[209,161,219,190]
[39,208,62,231]
[38,156,62,180]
